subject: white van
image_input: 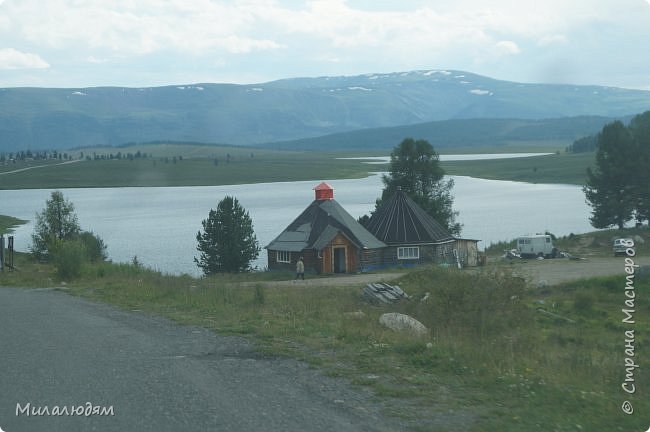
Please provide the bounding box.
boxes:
[516,234,557,258]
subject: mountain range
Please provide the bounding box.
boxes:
[1,69,650,152]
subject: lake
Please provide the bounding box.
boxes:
[339,153,552,164]
[1,168,592,276]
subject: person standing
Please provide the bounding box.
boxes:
[295,257,305,280]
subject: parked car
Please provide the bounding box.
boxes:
[613,238,635,256]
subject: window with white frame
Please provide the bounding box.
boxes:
[276,250,291,263]
[397,246,420,260]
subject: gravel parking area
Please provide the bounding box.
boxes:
[494,256,650,286]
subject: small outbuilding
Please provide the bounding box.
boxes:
[266,182,386,274]
[365,188,480,267]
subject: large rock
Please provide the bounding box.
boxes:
[378,313,428,337]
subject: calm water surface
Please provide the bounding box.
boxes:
[1,173,590,276]
[340,153,552,164]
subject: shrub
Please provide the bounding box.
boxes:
[50,239,86,280]
[78,231,108,263]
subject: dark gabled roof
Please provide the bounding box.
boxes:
[266,199,386,251]
[366,190,455,245]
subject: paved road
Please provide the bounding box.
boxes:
[0,287,402,432]
[0,159,81,176]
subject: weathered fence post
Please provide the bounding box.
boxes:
[0,235,5,272]
[8,235,14,269]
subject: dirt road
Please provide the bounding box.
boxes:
[0,159,81,176]
[238,272,405,288]
[238,256,649,290]
[238,256,650,288]
[495,256,650,286]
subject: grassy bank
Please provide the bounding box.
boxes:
[2,251,648,431]
[0,215,27,234]
[441,152,594,185]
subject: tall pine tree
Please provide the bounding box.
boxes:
[195,196,260,274]
[377,138,460,235]
[583,121,636,229]
[628,112,650,225]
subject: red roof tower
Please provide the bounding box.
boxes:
[314,182,334,201]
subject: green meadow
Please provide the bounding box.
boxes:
[0,146,375,189]
[441,151,595,185]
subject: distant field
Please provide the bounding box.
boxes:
[0,146,374,189]
[441,151,594,185]
[74,143,266,159]
[0,159,75,174]
[439,141,568,154]
[0,142,594,189]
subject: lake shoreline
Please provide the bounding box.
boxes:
[1,174,593,276]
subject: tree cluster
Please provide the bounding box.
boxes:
[583,111,650,228]
[567,135,597,153]
[31,191,107,278]
[86,150,149,161]
[0,150,75,163]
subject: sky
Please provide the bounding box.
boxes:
[1,0,650,89]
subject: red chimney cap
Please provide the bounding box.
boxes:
[314,182,334,200]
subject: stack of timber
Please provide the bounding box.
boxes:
[363,283,410,304]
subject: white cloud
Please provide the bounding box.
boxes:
[495,41,521,55]
[86,56,109,64]
[314,54,341,64]
[538,34,568,47]
[0,0,649,88]
[0,48,49,69]
[3,0,283,55]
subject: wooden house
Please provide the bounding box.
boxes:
[265,183,386,274]
[365,188,480,267]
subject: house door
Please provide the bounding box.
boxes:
[333,247,346,273]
